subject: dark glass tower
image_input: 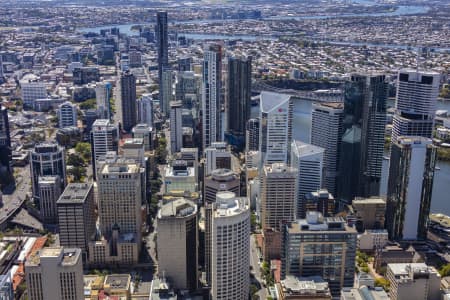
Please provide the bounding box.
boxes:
[226,56,252,149]
[156,11,169,101]
[0,103,11,176]
[120,71,137,132]
[337,74,387,206]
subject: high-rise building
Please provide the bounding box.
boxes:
[175,71,200,109]
[311,102,344,196]
[31,143,66,202]
[261,163,297,230]
[259,91,293,165]
[386,263,441,300]
[204,142,231,176]
[161,68,173,115]
[136,93,153,125]
[178,57,192,72]
[132,123,154,151]
[204,168,240,203]
[57,183,96,259]
[95,82,112,120]
[90,119,119,178]
[246,118,259,152]
[202,44,222,150]
[304,189,335,217]
[350,197,386,232]
[119,71,137,132]
[291,140,324,218]
[57,101,77,128]
[21,80,47,109]
[226,56,252,149]
[386,136,436,240]
[157,198,198,291]
[0,275,13,300]
[25,247,84,300]
[282,212,357,296]
[0,103,12,176]
[164,160,197,193]
[337,74,387,206]
[392,69,440,142]
[156,11,168,87]
[209,192,250,300]
[170,101,183,154]
[38,176,62,224]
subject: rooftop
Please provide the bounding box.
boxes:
[292,140,325,157]
[260,91,291,113]
[104,274,131,290]
[214,192,249,218]
[26,247,81,267]
[57,183,92,204]
[159,198,197,219]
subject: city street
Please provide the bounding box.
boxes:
[250,234,267,300]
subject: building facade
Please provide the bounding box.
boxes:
[170,101,183,154]
[119,71,137,132]
[156,11,169,90]
[90,119,119,179]
[58,101,77,129]
[38,176,62,224]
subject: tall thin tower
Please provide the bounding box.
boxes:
[156,11,169,110]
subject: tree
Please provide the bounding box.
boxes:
[375,277,390,291]
[79,98,97,110]
[75,142,92,162]
[68,166,87,182]
[67,153,85,167]
[440,263,450,277]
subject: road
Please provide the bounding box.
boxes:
[250,234,267,300]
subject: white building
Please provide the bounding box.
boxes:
[259,91,293,165]
[21,80,47,108]
[95,82,111,120]
[386,263,441,300]
[25,247,84,300]
[170,101,183,154]
[357,230,389,251]
[311,102,344,196]
[132,123,153,151]
[210,192,250,300]
[291,140,324,218]
[164,160,197,193]
[136,93,153,125]
[90,119,118,178]
[38,176,62,224]
[392,69,440,143]
[204,142,231,176]
[58,101,77,128]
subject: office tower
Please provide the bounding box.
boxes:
[0,103,12,175]
[227,56,252,149]
[119,71,137,132]
[161,68,173,115]
[0,56,3,80]
[304,189,335,217]
[386,136,436,240]
[164,160,197,193]
[95,82,112,120]
[90,119,119,178]
[350,197,386,232]
[202,44,222,150]
[291,140,324,218]
[204,142,231,176]
[156,11,168,86]
[157,198,198,290]
[136,93,153,125]
[98,161,143,243]
[72,67,100,85]
[57,183,96,258]
[282,212,357,296]
[175,71,200,109]
[337,74,387,206]
[38,176,62,224]
[178,56,192,72]
[204,168,240,203]
[31,143,66,202]
[57,101,77,128]
[0,275,13,299]
[132,123,154,151]
[128,50,142,68]
[210,192,250,300]
[261,163,297,230]
[311,102,344,196]
[21,80,47,108]
[170,101,183,154]
[25,247,84,300]
[246,118,259,152]
[259,91,293,165]
[392,69,440,142]
[121,138,145,165]
[386,263,440,300]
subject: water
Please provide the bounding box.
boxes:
[252,99,450,215]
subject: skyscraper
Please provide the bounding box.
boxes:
[95,82,112,120]
[311,102,344,196]
[90,119,119,178]
[136,93,153,125]
[156,11,168,86]
[0,103,12,176]
[392,69,440,142]
[259,91,293,165]
[210,192,250,300]
[38,176,62,224]
[120,71,137,132]
[204,168,240,203]
[386,136,436,240]
[30,143,66,202]
[57,183,96,259]
[157,198,198,291]
[204,142,231,176]
[170,101,183,154]
[226,56,252,149]
[246,118,260,152]
[57,101,77,128]
[337,74,387,206]
[25,247,84,300]
[291,140,324,218]
[202,44,222,150]
[161,68,173,115]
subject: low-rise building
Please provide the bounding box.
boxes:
[358,230,389,252]
[277,275,332,300]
